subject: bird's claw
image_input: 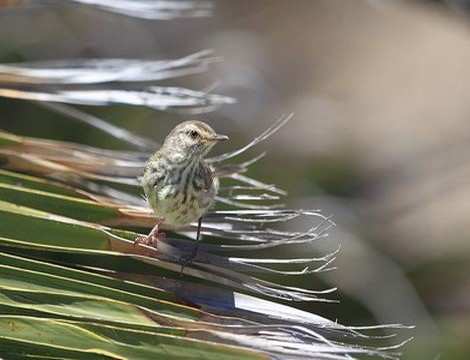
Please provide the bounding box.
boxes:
[134,231,166,249]
[179,246,198,275]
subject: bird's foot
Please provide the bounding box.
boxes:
[179,217,203,275]
[134,231,166,248]
[179,245,199,275]
[134,219,165,248]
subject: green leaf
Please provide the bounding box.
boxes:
[0,182,120,223]
[0,199,143,253]
[0,316,266,360]
[0,252,198,320]
[0,169,88,199]
[0,199,114,250]
[0,116,410,358]
[0,131,21,147]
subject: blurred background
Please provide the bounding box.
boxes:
[0,0,469,358]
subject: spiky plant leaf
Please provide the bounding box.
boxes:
[0,48,234,113]
[66,0,213,20]
[0,119,411,359]
[0,2,411,358]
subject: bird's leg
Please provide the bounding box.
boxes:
[134,218,165,248]
[180,217,203,274]
[192,216,203,257]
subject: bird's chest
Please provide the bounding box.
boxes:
[146,161,217,227]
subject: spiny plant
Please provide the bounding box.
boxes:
[0,1,411,359]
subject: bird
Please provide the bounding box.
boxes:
[136,120,229,257]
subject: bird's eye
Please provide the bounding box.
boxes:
[188,130,199,139]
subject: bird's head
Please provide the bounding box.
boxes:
[163,120,229,158]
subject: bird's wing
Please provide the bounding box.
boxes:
[202,162,214,191]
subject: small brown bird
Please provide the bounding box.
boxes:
[137,121,228,251]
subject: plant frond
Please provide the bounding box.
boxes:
[0,116,411,358]
[66,0,213,20]
[0,50,217,85]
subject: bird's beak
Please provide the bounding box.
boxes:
[209,134,229,142]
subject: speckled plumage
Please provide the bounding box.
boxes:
[141,121,228,230]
